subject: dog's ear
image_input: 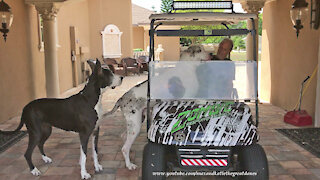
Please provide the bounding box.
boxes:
[87,59,96,71]
[94,59,103,76]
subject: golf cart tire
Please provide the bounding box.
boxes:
[142,142,166,180]
[238,144,269,180]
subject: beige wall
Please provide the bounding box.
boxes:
[0,0,44,121]
[57,0,91,92]
[133,26,144,49]
[155,36,180,61]
[261,0,319,119]
[132,25,180,60]
[88,0,133,61]
[143,28,180,61]
[0,0,35,122]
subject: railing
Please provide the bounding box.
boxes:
[133,45,164,60]
[133,51,149,59]
[133,51,162,61]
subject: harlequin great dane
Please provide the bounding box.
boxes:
[103,45,209,170]
[0,60,123,179]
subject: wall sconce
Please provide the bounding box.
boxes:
[0,0,13,42]
[290,0,309,38]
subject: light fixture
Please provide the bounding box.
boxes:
[290,0,309,38]
[0,0,13,42]
[172,1,233,12]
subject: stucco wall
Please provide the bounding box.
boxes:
[57,0,91,92]
[155,36,180,61]
[143,29,180,61]
[261,0,319,119]
[0,0,37,122]
[133,26,144,49]
[88,0,133,61]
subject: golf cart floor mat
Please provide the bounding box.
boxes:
[0,131,27,153]
[148,101,258,146]
[276,128,320,158]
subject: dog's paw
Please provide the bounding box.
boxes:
[127,163,137,170]
[31,167,41,176]
[94,163,103,172]
[42,155,52,163]
[81,171,91,179]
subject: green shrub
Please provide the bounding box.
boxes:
[133,48,144,52]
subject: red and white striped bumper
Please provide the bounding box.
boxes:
[181,159,228,167]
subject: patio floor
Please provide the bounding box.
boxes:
[0,75,320,180]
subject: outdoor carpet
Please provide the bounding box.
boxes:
[276,128,320,158]
[0,131,27,153]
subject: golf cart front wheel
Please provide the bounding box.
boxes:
[142,142,166,180]
[238,144,269,180]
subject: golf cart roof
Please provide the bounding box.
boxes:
[149,12,257,26]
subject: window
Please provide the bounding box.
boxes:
[37,13,44,52]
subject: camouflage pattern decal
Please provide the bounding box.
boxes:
[148,101,258,146]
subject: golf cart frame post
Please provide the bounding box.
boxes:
[147,13,259,130]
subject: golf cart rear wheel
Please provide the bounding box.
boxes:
[142,142,166,180]
[238,144,269,180]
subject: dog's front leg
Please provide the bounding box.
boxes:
[79,133,91,179]
[92,127,103,172]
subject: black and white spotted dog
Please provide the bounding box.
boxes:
[180,44,209,61]
[103,45,209,170]
[0,60,123,179]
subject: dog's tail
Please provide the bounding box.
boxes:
[103,99,121,117]
[0,110,26,135]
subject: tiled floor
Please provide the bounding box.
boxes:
[0,75,320,180]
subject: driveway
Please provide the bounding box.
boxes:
[0,75,319,180]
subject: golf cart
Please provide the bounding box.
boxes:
[142,1,268,180]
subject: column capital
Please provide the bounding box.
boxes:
[25,0,64,20]
[240,1,265,14]
[37,4,60,20]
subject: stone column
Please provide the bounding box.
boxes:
[241,1,264,61]
[315,37,320,127]
[26,4,37,99]
[35,4,61,98]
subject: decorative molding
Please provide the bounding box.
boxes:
[101,24,123,59]
[35,4,61,20]
[25,0,66,3]
[240,1,265,14]
[25,0,64,20]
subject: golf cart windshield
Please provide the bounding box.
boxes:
[149,61,257,101]
[147,11,260,127]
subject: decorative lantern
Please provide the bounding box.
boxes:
[290,0,309,38]
[0,0,13,41]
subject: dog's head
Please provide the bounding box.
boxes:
[180,44,210,61]
[87,59,123,92]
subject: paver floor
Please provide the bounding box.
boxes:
[0,75,320,180]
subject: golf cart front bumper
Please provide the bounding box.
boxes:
[176,146,232,170]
